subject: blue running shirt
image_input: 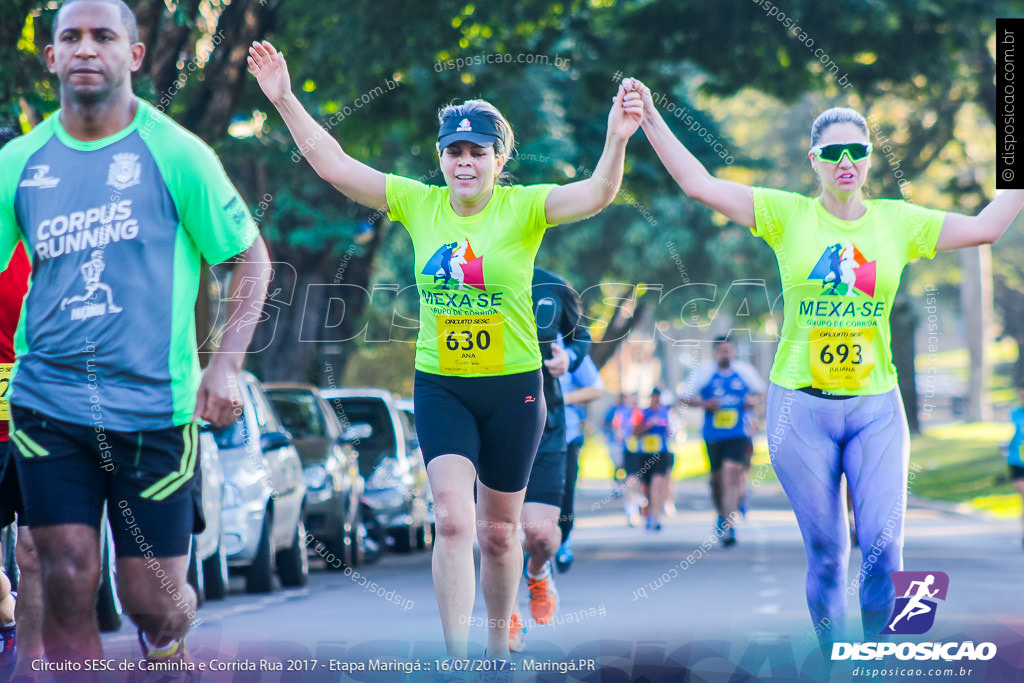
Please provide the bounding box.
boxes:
[689,361,765,443]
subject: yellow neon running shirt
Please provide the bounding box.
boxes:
[386,174,557,376]
[751,187,945,395]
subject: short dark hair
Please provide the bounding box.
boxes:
[712,336,731,348]
[0,128,20,149]
[55,0,139,44]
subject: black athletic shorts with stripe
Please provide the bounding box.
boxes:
[9,405,204,558]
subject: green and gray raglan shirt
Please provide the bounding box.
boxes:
[0,99,259,432]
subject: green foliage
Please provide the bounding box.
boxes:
[0,2,55,127]
[1,0,1017,387]
[909,427,1018,503]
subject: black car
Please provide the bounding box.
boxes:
[320,389,432,553]
[265,384,366,569]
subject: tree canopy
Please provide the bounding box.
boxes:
[1,0,1014,414]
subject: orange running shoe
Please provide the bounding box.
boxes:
[526,563,559,624]
[508,611,526,653]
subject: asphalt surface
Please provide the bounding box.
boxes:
[13,480,1024,683]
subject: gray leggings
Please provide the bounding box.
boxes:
[766,383,909,640]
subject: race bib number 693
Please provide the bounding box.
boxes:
[809,328,875,391]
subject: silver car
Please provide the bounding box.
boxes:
[212,371,308,593]
[264,384,365,569]
[186,429,229,603]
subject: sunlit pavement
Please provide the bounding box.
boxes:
[85,479,1024,682]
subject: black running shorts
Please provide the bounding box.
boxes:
[524,448,567,507]
[628,452,673,485]
[706,437,753,471]
[414,370,545,493]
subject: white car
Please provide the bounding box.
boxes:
[186,429,229,603]
[212,371,308,593]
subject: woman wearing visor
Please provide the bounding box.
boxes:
[625,80,1024,642]
[248,41,643,660]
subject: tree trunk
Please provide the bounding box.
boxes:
[960,245,993,422]
[250,222,387,384]
[590,289,649,371]
[891,293,920,434]
[181,0,276,142]
[135,0,203,99]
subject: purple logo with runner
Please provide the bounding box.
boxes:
[882,571,949,635]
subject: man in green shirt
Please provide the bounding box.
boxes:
[0,0,270,664]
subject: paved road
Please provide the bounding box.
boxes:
[22,481,1024,682]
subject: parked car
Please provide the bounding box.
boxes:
[211,371,308,593]
[395,397,416,438]
[264,384,365,569]
[394,396,434,539]
[320,388,432,553]
[186,428,229,604]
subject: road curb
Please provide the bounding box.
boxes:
[907,494,977,516]
[909,493,1023,520]
[578,477,994,519]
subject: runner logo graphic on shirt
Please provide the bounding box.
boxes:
[106,153,142,191]
[421,238,503,372]
[882,571,949,635]
[19,165,60,189]
[422,239,486,291]
[60,249,123,321]
[807,242,876,297]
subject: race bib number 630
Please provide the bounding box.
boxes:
[437,314,505,375]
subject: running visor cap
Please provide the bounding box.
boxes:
[438,114,501,150]
[811,142,872,164]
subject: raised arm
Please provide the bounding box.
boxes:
[248,41,387,211]
[625,78,755,228]
[935,189,1024,251]
[543,84,645,226]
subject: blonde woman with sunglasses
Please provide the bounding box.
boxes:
[624,77,1024,643]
